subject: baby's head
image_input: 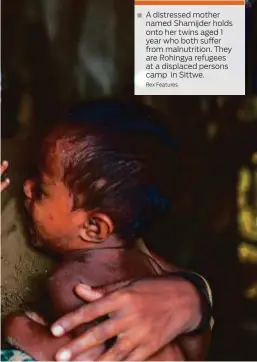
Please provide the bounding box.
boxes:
[24,102,176,254]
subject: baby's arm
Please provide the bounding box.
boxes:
[3,259,106,361]
[3,312,72,361]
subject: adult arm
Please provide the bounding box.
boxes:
[150,252,212,361]
[51,270,212,361]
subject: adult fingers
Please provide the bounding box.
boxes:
[73,344,106,361]
[75,284,103,302]
[24,311,47,326]
[55,318,125,361]
[126,345,152,361]
[74,280,132,304]
[51,291,122,336]
[1,161,10,192]
[98,336,138,361]
[1,161,8,176]
[95,280,132,295]
[1,178,10,192]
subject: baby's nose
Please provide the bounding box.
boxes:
[23,179,34,199]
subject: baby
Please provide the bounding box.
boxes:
[2,103,204,361]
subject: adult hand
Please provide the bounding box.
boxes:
[1,161,10,192]
[51,277,202,361]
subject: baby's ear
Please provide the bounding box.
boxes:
[79,213,114,243]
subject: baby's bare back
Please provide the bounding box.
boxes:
[48,248,184,360]
[4,248,184,360]
[48,248,162,316]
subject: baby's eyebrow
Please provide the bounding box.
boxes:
[39,174,53,185]
[41,175,59,186]
[41,180,54,187]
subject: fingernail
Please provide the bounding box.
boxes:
[25,311,36,319]
[5,178,10,184]
[78,284,92,290]
[58,349,71,361]
[2,161,8,166]
[51,325,65,337]
[77,284,102,298]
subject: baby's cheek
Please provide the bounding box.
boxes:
[33,207,63,237]
[51,217,75,240]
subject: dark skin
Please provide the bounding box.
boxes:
[4,249,210,361]
[4,249,189,361]
[2,148,210,361]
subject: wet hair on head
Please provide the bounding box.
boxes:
[45,100,179,239]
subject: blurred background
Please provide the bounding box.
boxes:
[1,0,257,360]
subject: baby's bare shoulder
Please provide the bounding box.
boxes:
[47,257,97,317]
